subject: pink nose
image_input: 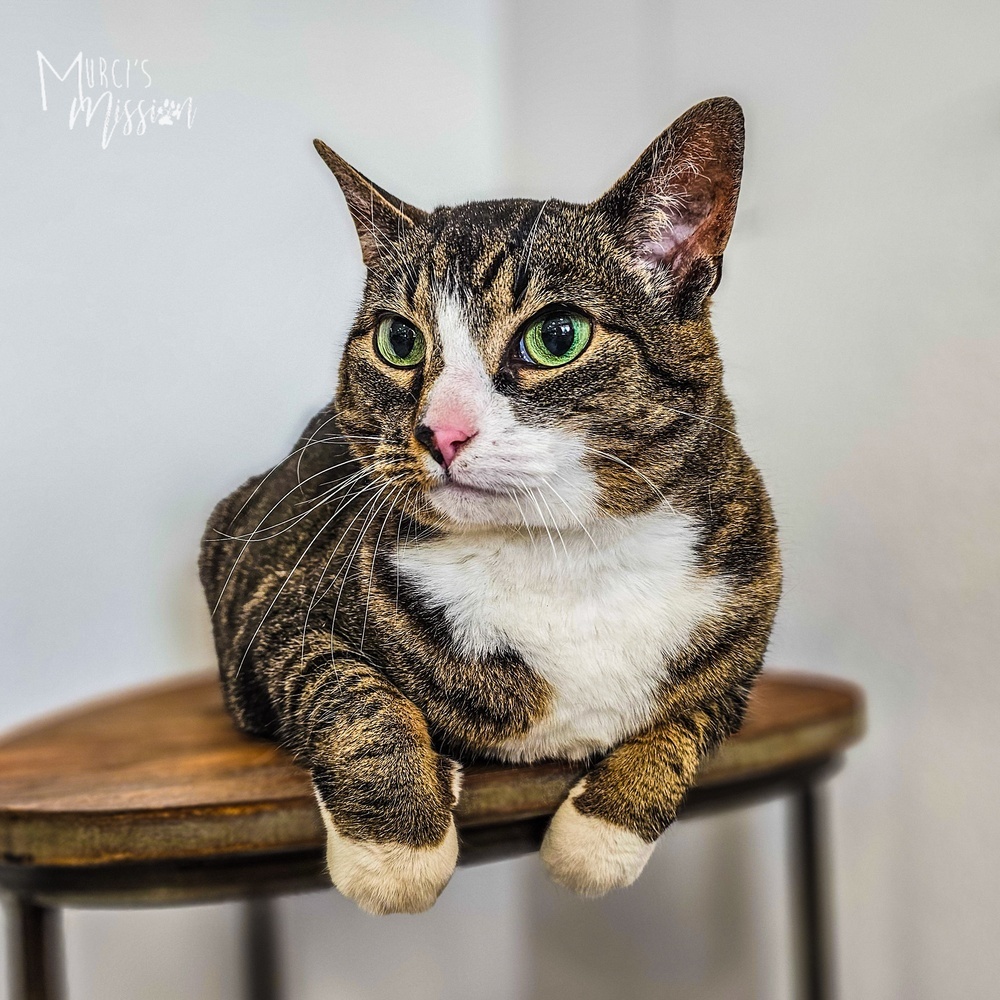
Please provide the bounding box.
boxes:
[414,422,475,469]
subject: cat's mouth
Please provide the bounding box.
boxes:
[436,479,507,499]
[426,476,521,527]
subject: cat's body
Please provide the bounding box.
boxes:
[397,506,729,763]
[201,98,781,914]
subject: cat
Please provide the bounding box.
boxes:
[199,96,781,915]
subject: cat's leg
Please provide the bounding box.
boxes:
[540,685,750,896]
[272,638,461,914]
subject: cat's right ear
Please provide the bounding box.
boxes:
[314,140,428,269]
[592,97,744,317]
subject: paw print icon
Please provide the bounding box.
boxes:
[157,100,182,125]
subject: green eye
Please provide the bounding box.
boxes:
[375,316,426,368]
[519,311,592,367]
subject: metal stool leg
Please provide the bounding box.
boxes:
[242,897,281,1000]
[790,782,833,1000]
[5,897,64,1000]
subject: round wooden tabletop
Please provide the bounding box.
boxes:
[0,671,864,871]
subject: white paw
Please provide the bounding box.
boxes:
[315,797,459,915]
[540,781,656,896]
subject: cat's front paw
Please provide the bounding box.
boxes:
[316,799,459,915]
[540,781,656,896]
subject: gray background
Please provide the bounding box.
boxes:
[2,0,998,997]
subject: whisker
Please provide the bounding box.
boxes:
[583,446,677,515]
[664,406,739,440]
[320,483,406,700]
[360,485,407,651]
[232,472,401,671]
[315,477,404,606]
[505,488,537,549]
[210,460,375,617]
[291,411,382,484]
[526,488,559,559]
[535,486,570,558]
[295,478,396,667]
[329,481,402,638]
[293,464,376,509]
[394,488,413,608]
[539,476,600,552]
[517,199,550,289]
[293,413,337,480]
[405,495,420,550]
[317,478,407,691]
[217,462,376,544]
[227,435,367,530]
[234,502,350,678]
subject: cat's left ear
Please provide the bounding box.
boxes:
[593,97,744,315]
[314,139,428,269]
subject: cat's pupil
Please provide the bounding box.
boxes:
[389,319,415,359]
[541,315,575,357]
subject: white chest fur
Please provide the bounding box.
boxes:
[394,508,729,762]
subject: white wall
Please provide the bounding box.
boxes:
[3,1,999,998]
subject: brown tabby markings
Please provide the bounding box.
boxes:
[200,97,781,909]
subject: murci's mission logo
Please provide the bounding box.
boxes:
[37,51,197,149]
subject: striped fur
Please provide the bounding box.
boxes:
[200,97,781,911]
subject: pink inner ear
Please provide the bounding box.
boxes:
[634,175,719,272]
[638,218,698,268]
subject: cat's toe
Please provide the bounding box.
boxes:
[317,801,458,914]
[540,782,655,896]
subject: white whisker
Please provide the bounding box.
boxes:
[297,476,397,667]
[329,481,402,640]
[584,446,677,515]
[394,489,413,608]
[526,487,558,559]
[210,459,375,617]
[360,485,407,651]
[540,476,600,552]
[664,406,738,440]
[535,486,570,558]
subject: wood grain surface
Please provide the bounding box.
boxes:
[0,672,864,867]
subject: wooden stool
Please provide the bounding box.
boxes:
[0,671,863,1000]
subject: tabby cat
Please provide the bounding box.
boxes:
[200,97,781,915]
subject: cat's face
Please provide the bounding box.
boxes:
[321,98,744,531]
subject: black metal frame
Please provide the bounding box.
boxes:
[790,781,833,1000]
[1,756,840,1000]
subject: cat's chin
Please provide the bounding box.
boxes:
[426,481,520,527]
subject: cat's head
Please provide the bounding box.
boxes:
[318,97,743,531]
